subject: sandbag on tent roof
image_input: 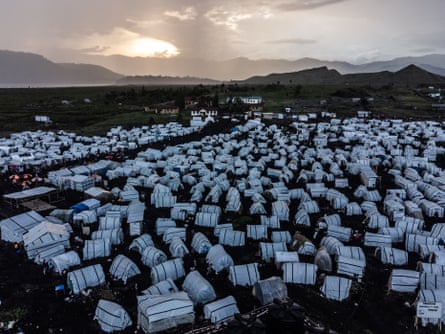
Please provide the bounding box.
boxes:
[129,234,154,254]
[203,296,239,325]
[49,251,81,274]
[91,228,124,245]
[229,263,260,286]
[141,246,168,268]
[320,275,352,301]
[83,239,111,260]
[191,232,211,254]
[109,254,141,284]
[182,270,216,305]
[94,299,132,333]
[219,229,245,247]
[282,262,317,285]
[206,244,234,273]
[137,291,194,334]
[169,237,189,258]
[253,276,288,305]
[67,264,106,294]
[259,242,287,262]
[142,278,179,296]
[23,221,70,260]
[416,289,445,327]
[151,258,185,284]
[0,210,44,243]
[374,247,408,266]
[388,269,419,293]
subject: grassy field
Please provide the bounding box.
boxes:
[0,84,438,137]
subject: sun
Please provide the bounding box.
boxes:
[131,37,179,58]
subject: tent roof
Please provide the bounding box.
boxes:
[3,186,57,200]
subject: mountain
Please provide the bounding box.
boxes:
[116,75,220,86]
[240,65,445,86]
[0,50,123,86]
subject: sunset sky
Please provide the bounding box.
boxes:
[1,0,444,64]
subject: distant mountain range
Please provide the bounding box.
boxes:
[1,50,445,86]
[240,64,445,86]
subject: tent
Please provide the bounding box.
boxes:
[388,269,419,293]
[419,272,445,290]
[374,247,408,266]
[151,258,185,284]
[23,221,70,259]
[129,234,154,254]
[320,237,343,256]
[141,246,168,268]
[73,210,97,226]
[94,299,132,333]
[327,225,351,242]
[67,264,106,294]
[259,242,287,262]
[219,229,245,247]
[109,254,141,284]
[34,244,66,264]
[169,237,189,258]
[162,227,186,244]
[191,232,211,254]
[320,275,352,301]
[253,276,288,305]
[49,251,81,274]
[282,262,317,285]
[416,289,445,326]
[203,296,239,324]
[336,256,365,280]
[229,263,260,286]
[155,218,176,236]
[247,225,268,240]
[137,292,194,334]
[142,278,179,296]
[91,228,124,245]
[194,212,219,228]
[363,232,392,248]
[182,270,216,305]
[271,231,292,244]
[83,239,112,260]
[0,210,44,243]
[206,244,234,273]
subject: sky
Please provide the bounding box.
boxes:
[1,0,444,64]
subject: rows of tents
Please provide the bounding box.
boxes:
[3,117,445,331]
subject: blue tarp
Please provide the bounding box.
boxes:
[70,203,89,213]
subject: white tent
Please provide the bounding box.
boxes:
[91,228,124,245]
[388,269,419,293]
[162,227,186,244]
[206,244,234,273]
[336,256,365,280]
[0,210,44,243]
[259,242,287,262]
[142,278,179,296]
[405,234,438,253]
[137,292,194,334]
[109,254,141,284]
[416,289,445,326]
[320,275,352,301]
[320,237,343,256]
[327,225,351,242]
[253,276,288,305]
[151,258,185,284]
[49,251,81,274]
[213,223,233,237]
[419,272,445,290]
[182,270,216,305]
[194,212,219,228]
[155,218,176,236]
[129,234,154,254]
[374,247,408,266]
[219,229,245,247]
[67,264,106,294]
[169,237,189,258]
[363,232,392,248]
[247,225,268,240]
[83,239,111,260]
[271,231,292,244]
[203,296,239,324]
[23,221,71,260]
[141,246,168,268]
[94,299,132,333]
[34,244,66,264]
[260,215,281,229]
[282,262,317,285]
[191,232,211,254]
[229,263,260,286]
[73,210,97,225]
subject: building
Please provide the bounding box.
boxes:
[145,103,179,115]
[190,109,218,118]
[227,96,264,112]
[357,110,371,118]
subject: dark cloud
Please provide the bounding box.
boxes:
[267,38,317,45]
[275,0,348,11]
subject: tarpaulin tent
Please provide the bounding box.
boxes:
[129,234,154,254]
[49,251,81,274]
[141,246,168,268]
[169,237,189,258]
[67,264,106,294]
[206,244,234,273]
[259,242,287,262]
[109,254,141,284]
[151,258,185,284]
[253,276,288,305]
[229,263,260,286]
[320,275,352,301]
[191,232,211,254]
[83,239,111,261]
[142,278,179,296]
[0,210,44,243]
[182,270,216,305]
[137,292,194,333]
[219,229,245,247]
[203,296,239,324]
[91,228,124,245]
[388,269,419,293]
[282,262,317,285]
[94,299,132,333]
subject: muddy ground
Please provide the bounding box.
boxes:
[0,119,442,334]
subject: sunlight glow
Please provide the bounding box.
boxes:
[131,37,179,58]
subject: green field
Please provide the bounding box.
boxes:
[0,84,438,137]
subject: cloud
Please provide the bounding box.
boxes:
[204,7,252,30]
[79,45,111,53]
[164,7,197,21]
[275,0,348,11]
[411,47,437,54]
[267,38,317,45]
